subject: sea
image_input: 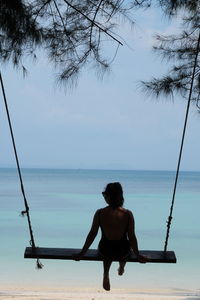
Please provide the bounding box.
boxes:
[0,168,199,290]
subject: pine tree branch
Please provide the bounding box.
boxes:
[62,0,123,45]
[52,0,80,61]
[33,0,51,23]
[89,0,104,48]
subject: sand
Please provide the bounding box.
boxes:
[0,286,199,300]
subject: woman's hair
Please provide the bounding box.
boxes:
[103,182,124,209]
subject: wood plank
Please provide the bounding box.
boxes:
[24,247,176,263]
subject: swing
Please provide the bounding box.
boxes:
[24,248,176,263]
[1,33,199,266]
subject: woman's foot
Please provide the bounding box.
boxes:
[118,262,126,276]
[103,275,110,291]
[118,266,124,276]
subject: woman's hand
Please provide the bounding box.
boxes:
[138,254,149,263]
[73,252,84,261]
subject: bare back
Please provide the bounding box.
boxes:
[99,206,130,240]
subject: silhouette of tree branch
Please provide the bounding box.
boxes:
[62,0,123,45]
[1,0,199,86]
[142,7,200,110]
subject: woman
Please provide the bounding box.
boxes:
[73,182,147,291]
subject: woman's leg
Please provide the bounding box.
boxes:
[103,260,112,291]
[118,261,126,275]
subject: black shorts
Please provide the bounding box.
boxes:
[98,236,131,260]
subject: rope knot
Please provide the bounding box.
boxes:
[21,210,28,216]
[36,259,44,269]
[166,216,173,228]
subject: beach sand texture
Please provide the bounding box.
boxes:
[0,286,199,300]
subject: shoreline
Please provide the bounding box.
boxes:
[0,285,199,300]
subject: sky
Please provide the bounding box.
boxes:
[1,6,200,171]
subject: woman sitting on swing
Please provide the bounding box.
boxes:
[74,182,147,291]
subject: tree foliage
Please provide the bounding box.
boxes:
[0,0,136,83]
[0,0,42,74]
[1,0,198,86]
[142,0,200,110]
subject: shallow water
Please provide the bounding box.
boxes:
[0,168,199,289]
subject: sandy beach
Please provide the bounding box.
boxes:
[0,286,199,300]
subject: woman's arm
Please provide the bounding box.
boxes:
[127,210,148,263]
[73,210,100,260]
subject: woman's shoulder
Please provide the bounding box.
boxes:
[99,206,109,211]
[95,207,108,214]
[120,207,132,213]
[97,206,133,216]
[121,208,134,219]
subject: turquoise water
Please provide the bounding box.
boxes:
[0,168,199,289]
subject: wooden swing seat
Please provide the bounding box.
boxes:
[24,247,176,263]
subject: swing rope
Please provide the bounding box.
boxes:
[1,33,200,261]
[0,71,43,268]
[164,30,200,252]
